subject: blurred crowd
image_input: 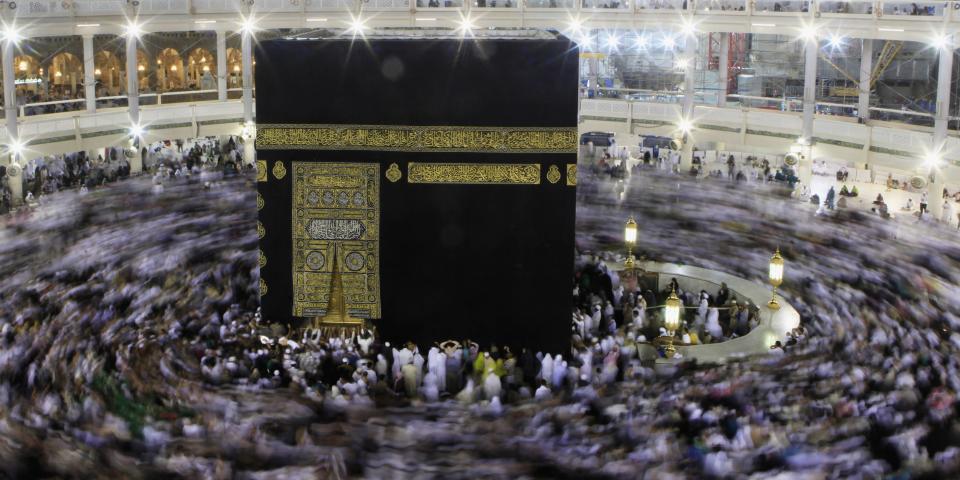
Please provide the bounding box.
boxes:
[0,164,957,478]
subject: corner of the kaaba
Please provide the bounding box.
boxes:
[254,34,578,353]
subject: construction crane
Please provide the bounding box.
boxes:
[817,40,903,89]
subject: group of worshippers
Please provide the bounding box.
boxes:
[573,259,761,357]
[22,150,131,200]
[143,136,247,176]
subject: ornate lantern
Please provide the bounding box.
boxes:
[624,217,637,268]
[768,248,784,310]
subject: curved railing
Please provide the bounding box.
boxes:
[606,260,800,363]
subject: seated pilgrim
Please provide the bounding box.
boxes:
[903,198,914,211]
[873,193,884,205]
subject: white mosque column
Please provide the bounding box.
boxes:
[241,27,255,167]
[2,35,21,206]
[242,29,254,125]
[83,34,96,112]
[718,33,729,107]
[929,44,954,221]
[216,30,227,102]
[125,30,140,127]
[3,36,16,147]
[858,39,872,122]
[798,34,818,186]
[680,34,697,171]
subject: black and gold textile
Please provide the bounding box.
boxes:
[256,37,578,351]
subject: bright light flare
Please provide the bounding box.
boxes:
[456,15,477,37]
[346,16,368,37]
[567,17,584,37]
[129,124,145,139]
[798,24,818,42]
[7,139,24,158]
[2,24,21,44]
[240,16,259,35]
[634,34,649,50]
[931,33,952,50]
[677,118,693,133]
[924,152,943,169]
[124,22,142,38]
[675,58,690,70]
[662,35,676,50]
[604,33,620,51]
[828,34,844,49]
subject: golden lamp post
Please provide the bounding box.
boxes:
[768,248,784,310]
[662,286,682,358]
[624,218,638,269]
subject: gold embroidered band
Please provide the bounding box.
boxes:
[256,124,577,153]
[407,163,541,185]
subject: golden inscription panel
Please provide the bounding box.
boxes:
[407,163,541,185]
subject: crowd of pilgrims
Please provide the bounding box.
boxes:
[588,143,800,188]
[0,136,249,215]
[0,159,957,477]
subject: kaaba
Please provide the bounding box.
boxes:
[255,35,578,352]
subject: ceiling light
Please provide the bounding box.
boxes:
[879,28,904,33]
[675,58,689,70]
[798,25,817,41]
[240,16,258,35]
[924,152,942,168]
[195,20,216,25]
[752,23,776,27]
[680,20,696,36]
[125,22,142,38]
[663,36,676,50]
[306,18,328,22]
[604,34,620,51]
[346,17,368,37]
[76,23,100,28]
[677,118,693,133]
[931,33,951,50]
[635,35,648,49]
[415,17,437,22]
[567,18,584,36]
[8,139,24,158]
[456,16,477,37]
[828,34,844,48]
[129,124,144,138]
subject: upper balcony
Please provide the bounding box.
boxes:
[6,1,960,42]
